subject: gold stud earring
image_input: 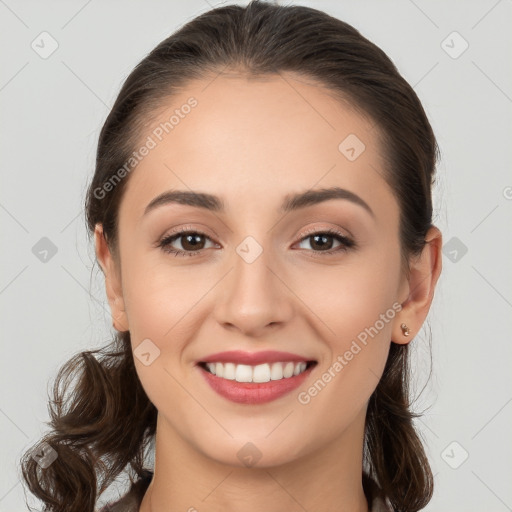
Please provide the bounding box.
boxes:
[400,323,410,337]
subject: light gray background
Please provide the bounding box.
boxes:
[1,0,511,510]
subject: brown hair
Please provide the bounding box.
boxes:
[20,1,439,510]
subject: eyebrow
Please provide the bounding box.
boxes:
[143,186,375,218]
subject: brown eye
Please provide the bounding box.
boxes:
[296,229,354,254]
[179,233,206,251]
[158,231,216,256]
[307,233,335,251]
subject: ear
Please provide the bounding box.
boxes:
[392,226,442,344]
[94,224,129,332]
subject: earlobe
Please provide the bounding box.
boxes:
[400,323,410,337]
[393,226,443,345]
[94,224,129,332]
[392,320,412,345]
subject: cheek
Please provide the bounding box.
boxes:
[120,258,213,412]
[299,251,401,345]
[122,263,209,345]
[295,250,400,408]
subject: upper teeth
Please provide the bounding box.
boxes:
[205,361,308,383]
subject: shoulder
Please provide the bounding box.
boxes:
[97,471,153,512]
[370,494,394,512]
[99,470,392,512]
[97,493,139,512]
[364,473,394,512]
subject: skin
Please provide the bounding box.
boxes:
[95,70,442,512]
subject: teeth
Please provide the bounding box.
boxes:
[223,362,236,380]
[293,362,303,376]
[204,361,308,382]
[253,363,271,383]
[270,362,283,380]
[284,362,295,378]
[235,364,253,382]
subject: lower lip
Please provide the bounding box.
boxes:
[198,364,315,404]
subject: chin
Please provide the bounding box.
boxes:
[195,434,310,470]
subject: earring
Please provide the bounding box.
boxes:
[400,323,410,337]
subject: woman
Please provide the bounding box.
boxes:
[20,1,442,511]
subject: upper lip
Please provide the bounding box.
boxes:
[198,350,316,366]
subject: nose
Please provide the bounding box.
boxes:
[213,240,294,338]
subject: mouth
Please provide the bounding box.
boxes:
[195,351,318,404]
[198,360,317,383]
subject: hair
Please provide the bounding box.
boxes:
[20,1,440,511]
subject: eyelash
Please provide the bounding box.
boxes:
[157,226,356,258]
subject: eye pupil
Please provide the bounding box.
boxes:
[311,234,333,251]
[183,233,204,250]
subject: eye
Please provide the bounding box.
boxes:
[294,227,355,256]
[157,226,355,258]
[158,228,217,257]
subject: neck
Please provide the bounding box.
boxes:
[140,413,370,512]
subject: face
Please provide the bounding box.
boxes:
[96,71,423,469]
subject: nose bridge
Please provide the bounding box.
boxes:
[214,233,293,336]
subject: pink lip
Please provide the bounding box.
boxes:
[197,363,316,404]
[198,350,315,366]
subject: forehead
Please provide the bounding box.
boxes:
[119,71,396,224]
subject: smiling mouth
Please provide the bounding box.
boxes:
[198,360,317,383]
